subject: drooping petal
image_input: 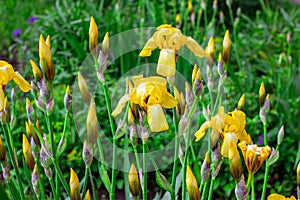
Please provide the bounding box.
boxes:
[0,61,15,85]
[186,37,207,58]
[13,72,32,92]
[139,37,157,57]
[112,94,131,116]
[161,92,178,109]
[157,49,176,76]
[147,104,169,132]
[221,133,238,158]
[194,121,210,142]
[0,87,4,112]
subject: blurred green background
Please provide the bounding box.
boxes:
[0,0,299,199]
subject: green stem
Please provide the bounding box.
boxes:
[49,178,58,200]
[143,142,147,200]
[1,123,25,200]
[82,166,90,198]
[6,181,16,200]
[45,114,55,157]
[201,181,209,200]
[263,124,267,146]
[261,123,269,200]
[133,145,141,170]
[5,124,14,151]
[124,132,130,200]
[23,160,38,200]
[89,170,97,200]
[208,178,215,200]
[52,158,70,196]
[251,176,255,200]
[110,138,117,200]
[246,173,253,193]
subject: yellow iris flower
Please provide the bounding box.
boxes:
[194,106,251,158]
[238,141,271,174]
[112,75,178,132]
[139,24,207,77]
[0,60,31,111]
[267,194,296,200]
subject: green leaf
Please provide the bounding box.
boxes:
[156,171,174,195]
[99,164,111,193]
[0,182,9,200]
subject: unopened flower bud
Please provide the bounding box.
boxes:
[87,98,98,144]
[40,135,52,169]
[138,125,148,143]
[1,157,10,181]
[129,163,140,196]
[70,168,81,200]
[83,141,93,167]
[205,37,215,61]
[30,60,43,82]
[186,166,200,200]
[223,30,231,63]
[213,0,218,11]
[97,51,108,75]
[201,153,210,183]
[11,88,15,105]
[78,72,91,104]
[237,94,245,111]
[30,137,38,161]
[191,64,198,86]
[188,0,193,13]
[0,137,6,162]
[84,190,91,200]
[259,82,266,107]
[237,7,241,16]
[23,134,35,171]
[89,16,99,55]
[102,32,109,55]
[64,85,72,111]
[26,98,35,123]
[32,164,40,196]
[235,175,246,200]
[217,53,225,77]
[129,125,138,146]
[37,79,50,100]
[277,126,284,146]
[219,11,224,23]
[185,82,194,110]
[39,34,55,82]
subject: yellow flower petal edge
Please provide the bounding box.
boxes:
[111,94,131,116]
[194,121,210,142]
[267,193,296,200]
[0,87,4,112]
[13,72,32,92]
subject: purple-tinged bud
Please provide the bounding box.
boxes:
[35,97,46,112]
[201,1,206,10]
[263,94,270,114]
[30,137,38,161]
[37,79,50,100]
[235,175,246,200]
[219,11,224,23]
[129,125,138,146]
[44,167,52,178]
[138,125,148,143]
[259,108,266,125]
[185,82,194,110]
[218,53,225,77]
[83,141,93,167]
[277,125,284,145]
[237,7,241,16]
[201,152,210,183]
[32,164,40,196]
[40,135,52,169]
[286,32,291,44]
[98,50,108,74]
[1,157,10,181]
[213,0,217,11]
[64,86,72,111]
[46,97,54,115]
[26,98,35,123]
[267,148,279,167]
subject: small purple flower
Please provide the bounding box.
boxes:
[12,29,21,37]
[27,16,37,23]
[257,133,264,145]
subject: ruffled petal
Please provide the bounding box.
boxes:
[13,72,32,92]
[186,37,207,58]
[194,121,210,142]
[112,94,130,116]
[147,104,169,132]
[221,133,238,158]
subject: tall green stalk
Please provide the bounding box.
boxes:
[82,166,90,198]
[261,124,269,200]
[1,123,25,200]
[143,141,147,200]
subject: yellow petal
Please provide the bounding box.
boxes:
[0,87,4,112]
[157,49,176,76]
[112,94,130,116]
[0,61,15,85]
[147,104,169,132]
[139,37,157,57]
[89,16,99,51]
[70,168,80,200]
[186,37,207,58]
[194,121,210,142]
[221,133,238,158]
[30,59,43,81]
[13,72,32,92]
[161,92,178,108]
[267,193,296,200]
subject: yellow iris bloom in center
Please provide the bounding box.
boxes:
[139,24,207,77]
[112,75,178,132]
[0,60,31,111]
